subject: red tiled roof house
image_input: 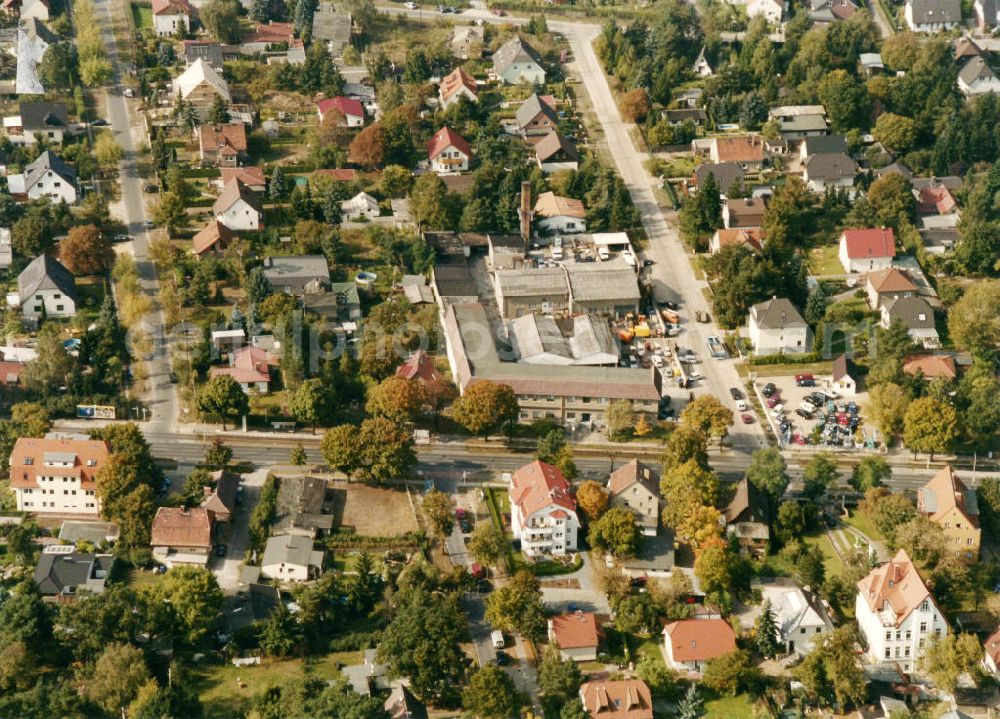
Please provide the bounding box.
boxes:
[428,127,471,174]
[548,611,602,661]
[9,436,109,516]
[578,680,653,719]
[662,617,737,672]
[197,123,247,168]
[316,96,365,127]
[151,506,214,568]
[509,460,580,558]
[210,346,274,393]
[838,227,895,273]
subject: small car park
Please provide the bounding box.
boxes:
[729,387,743,400]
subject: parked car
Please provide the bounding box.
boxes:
[761,383,776,397]
[495,652,510,666]
[404,1,418,7]
[215,544,227,557]
[796,408,813,419]
[92,118,109,126]
[741,413,754,424]
[799,401,816,414]
[766,397,780,409]
[729,387,743,400]
[658,300,679,311]
[687,370,703,380]
[847,401,858,414]
[736,400,748,411]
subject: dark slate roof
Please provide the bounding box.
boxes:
[751,297,807,329]
[959,55,997,85]
[516,93,558,129]
[694,162,744,194]
[19,101,67,131]
[535,131,579,163]
[884,295,936,329]
[34,551,113,595]
[804,151,857,180]
[801,134,848,157]
[17,253,77,304]
[25,150,77,188]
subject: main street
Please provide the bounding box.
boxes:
[140,430,964,493]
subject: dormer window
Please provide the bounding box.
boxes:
[24,457,34,465]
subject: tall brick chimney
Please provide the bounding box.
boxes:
[518,181,533,252]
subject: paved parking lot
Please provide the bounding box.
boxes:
[751,373,874,449]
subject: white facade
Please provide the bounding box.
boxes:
[536,214,586,235]
[19,0,49,21]
[155,10,189,37]
[342,192,380,220]
[499,61,546,85]
[747,0,784,22]
[17,285,75,319]
[216,198,261,231]
[430,146,469,173]
[29,168,76,203]
[511,501,580,557]
[904,2,960,31]
[15,470,99,515]
[839,238,894,273]
[261,558,311,581]
[958,66,1000,96]
[0,228,11,269]
[856,592,946,673]
[805,173,855,196]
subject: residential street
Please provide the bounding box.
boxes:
[95,0,176,434]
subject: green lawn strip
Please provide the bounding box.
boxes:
[130,2,152,28]
[807,244,843,276]
[702,692,756,719]
[803,531,846,579]
[194,652,362,719]
[841,510,884,542]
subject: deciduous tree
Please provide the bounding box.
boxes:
[575,480,609,520]
[702,649,761,696]
[468,525,508,570]
[321,424,359,477]
[919,633,984,694]
[422,489,455,538]
[84,643,150,715]
[196,375,250,430]
[948,280,1000,358]
[903,397,959,459]
[802,452,838,500]
[348,123,386,169]
[850,456,891,492]
[681,395,733,442]
[450,381,519,440]
[366,376,427,422]
[485,570,546,641]
[661,425,709,469]
[792,626,865,709]
[865,382,910,440]
[289,378,335,432]
[588,507,641,557]
[462,665,521,719]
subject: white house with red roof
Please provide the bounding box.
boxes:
[316,96,365,127]
[428,127,471,174]
[210,346,274,393]
[438,67,479,108]
[509,460,579,558]
[549,611,602,661]
[8,436,110,515]
[395,350,443,385]
[152,0,192,37]
[984,625,1000,677]
[838,227,895,273]
[855,549,947,673]
[662,617,736,671]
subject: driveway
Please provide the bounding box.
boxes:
[210,467,269,589]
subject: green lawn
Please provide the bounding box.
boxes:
[808,244,844,276]
[193,652,362,719]
[130,2,152,28]
[703,692,756,719]
[331,552,360,573]
[804,531,846,579]
[842,509,884,542]
[127,568,167,590]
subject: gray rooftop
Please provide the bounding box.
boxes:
[567,263,641,303]
[516,93,558,129]
[261,533,323,568]
[493,36,543,76]
[311,3,352,53]
[272,475,334,535]
[508,314,618,364]
[908,0,961,24]
[496,266,567,297]
[19,101,67,131]
[24,150,76,190]
[804,151,857,180]
[694,163,745,194]
[58,521,120,545]
[262,255,332,293]
[959,56,997,85]
[18,253,76,304]
[34,551,113,596]
[751,297,807,329]
[801,134,848,157]
[884,295,936,329]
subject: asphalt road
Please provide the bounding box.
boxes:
[95,0,176,434]
[144,431,962,494]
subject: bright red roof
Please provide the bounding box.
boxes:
[395,350,442,383]
[510,460,575,518]
[317,96,364,120]
[841,228,895,259]
[427,127,471,160]
[662,618,736,662]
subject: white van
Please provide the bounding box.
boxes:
[597,246,609,261]
[552,237,563,261]
[621,251,636,267]
[491,630,505,649]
